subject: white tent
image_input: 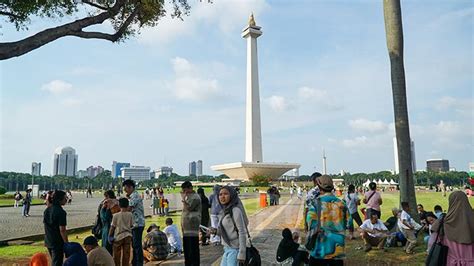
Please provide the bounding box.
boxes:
[363,179,371,187]
[372,179,377,183]
[389,179,398,185]
[383,179,390,185]
[377,179,383,184]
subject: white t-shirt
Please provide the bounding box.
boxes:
[360,219,388,237]
[345,192,359,214]
[164,224,182,249]
[398,210,413,230]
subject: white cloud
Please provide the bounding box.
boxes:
[434,121,462,137]
[436,96,473,116]
[41,80,73,94]
[171,57,221,101]
[341,136,368,148]
[297,86,341,110]
[348,118,389,133]
[266,95,290,112]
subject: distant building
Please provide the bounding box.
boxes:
[121,166,151,182]
[197,160,203,177]
[155,166,173,178]
[86,165,104,178]
[469,162,474,177]
[426,159,449,172]
[393,138,416,174]
[77,170,88,178]
[53,146,78,177]
[189,161,197,176]
[112,161,131,178]
[31,162,41,176]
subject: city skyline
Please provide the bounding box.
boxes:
[1,1,472,175]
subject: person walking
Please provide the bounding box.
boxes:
[345,184,363,239]
[363,182,382,219]
[109,197,133,266]
[209,185,222,244]
[43,190,68,266]
[180,181,202,266]
[164,218,182,255]
[123,179,145,266]
[23,188,32,217]
[14,191,22,208]
[428,191,474,265]
[197,187,211,246]
[83,236,114,266]
[304,172,322,232]
[152,190,159,215]
[142,223,169,263]
[306,175,348,265]
[213,186,248,266]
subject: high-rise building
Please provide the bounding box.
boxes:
[53,146,78,177]
[189,161,197,176]
[196,160,203,177]
[86,165,104,178]
[121,166,151,182]
[112,161,131,178]
[31,162,41,176]
[426,159,449,172]
[77,170,88,178]
[155,166,173,178]
[393,138,416,174]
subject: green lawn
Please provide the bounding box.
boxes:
[0,198,44,207]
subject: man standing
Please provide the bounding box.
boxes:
[360,213,388,252]
[306,175,348,265]
[143,223,169,262]
[123,179,145,266]
[180,181,202,266]
[208,185,222,244]
[304,172,322,231]
[44,190,68,266]
[83,236,114,266]
[23,188,32,217]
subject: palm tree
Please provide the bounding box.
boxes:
[383,0,418,220]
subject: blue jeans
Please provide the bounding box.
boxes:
[221,246,239,266]
[132,226,144,266]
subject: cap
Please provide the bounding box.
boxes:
[316,175,334,191]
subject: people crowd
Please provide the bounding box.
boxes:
[23,174,473,266]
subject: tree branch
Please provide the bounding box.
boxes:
[0,0,127,60]
[0,10,22,19]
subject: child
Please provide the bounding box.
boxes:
[163,218,182,255]
[163,198,169,216]
[398,202,417,254]
[109,198,133,266]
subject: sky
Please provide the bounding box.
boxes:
[0,0,472,176]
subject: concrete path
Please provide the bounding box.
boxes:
[158,196,304,265]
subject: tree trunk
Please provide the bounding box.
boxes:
[383,0,418,220]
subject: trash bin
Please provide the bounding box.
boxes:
[259,191,267,208]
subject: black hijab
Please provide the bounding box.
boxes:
[276,228,299,262]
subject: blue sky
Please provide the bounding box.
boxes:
[1,0,472,176]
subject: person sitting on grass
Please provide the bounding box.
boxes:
[163,218,182,255]
[63,242,87,266]
[360,213,388,252]
[398,202,417,254]
[433,205,444,219]
[276,228,309,265]
[422,212,438,247]
[143,223,169,262]
[83,235,114,266]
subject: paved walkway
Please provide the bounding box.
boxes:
[157,196,304,265]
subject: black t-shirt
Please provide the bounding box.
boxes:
[43,204,67,248]
[385,216,398,231]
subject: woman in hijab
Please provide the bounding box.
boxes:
[209,185,223,244]
[428,191,474,265]
[213,186,248,266]
[62,242,87,266]
[197,187,211,245]
[276,228,299,265]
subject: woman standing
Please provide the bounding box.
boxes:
[345,184,362,239]
[197,187,211,245]
[100,190,117,254]
[43,190,68,266]
[214,186,248,266]
[428,191,474,265]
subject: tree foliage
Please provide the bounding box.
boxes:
[0,0,192,60]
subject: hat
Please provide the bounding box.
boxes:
[316,175,334,191]
[83,236,98,246]
[147,223,159,233]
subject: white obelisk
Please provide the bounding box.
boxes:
[323,149,327,175]
[242,14,263,163]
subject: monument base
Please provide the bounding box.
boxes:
[211,162,300,181]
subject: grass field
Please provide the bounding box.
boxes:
[0,198,44,207]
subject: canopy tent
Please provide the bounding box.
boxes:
[383,179,390,185]
[390,179,398,185]
[362,179,371,187]
[377,179,383,185]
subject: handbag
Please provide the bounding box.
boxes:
[92,214,102,239]
[426,218,448,266]
[305,197,321,250]
[229,210,261,266]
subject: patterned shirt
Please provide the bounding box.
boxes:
[306,193,349,260]
[305,187,320,209]
[143,229,169,260]
[128,191,145,228]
